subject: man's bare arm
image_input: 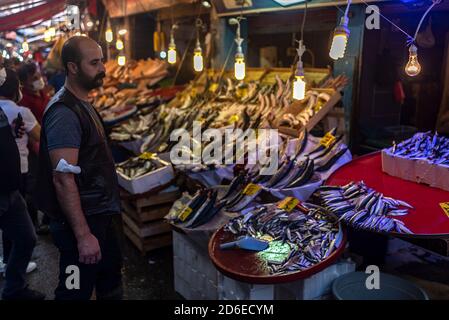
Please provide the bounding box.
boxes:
[49,148,101,264]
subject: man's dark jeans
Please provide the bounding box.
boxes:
[49,214,123,300]
[0,190,37,298]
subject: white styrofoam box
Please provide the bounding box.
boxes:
[172,231,220,300]
[382,150,449,192]
[218,258,356,300]
[116,160,175,194]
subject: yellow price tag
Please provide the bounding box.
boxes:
[179,206,193,222]
[277,197,300,212]
[236,87,248,98]
[439,202,449,218]
[139,152,157,160]
[209,83,219,93]
[320,132,336,148]
[229,114,240,124]
[259,235,274,242]
[242,183,261,196]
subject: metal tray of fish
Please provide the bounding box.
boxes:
[208,202,347,284]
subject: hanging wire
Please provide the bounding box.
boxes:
[411,0,440,44]
[300,0,308,42]
[172,1,204,85]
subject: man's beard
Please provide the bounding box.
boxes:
[77,69,105,90]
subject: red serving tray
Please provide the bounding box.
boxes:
[326,152,449,238]
[208,223,347,284]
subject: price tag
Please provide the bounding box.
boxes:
[179,206,193,222]
[236,87,248,98]
[209,83,219,93]
[320,132,336,148]
[439,202,449,218]
[242,183,261,196]
[277,197,300,212]
[139,152,157,160]
[229,114,240,124]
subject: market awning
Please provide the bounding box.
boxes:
[0,0,66,32]
[102,0,195,18]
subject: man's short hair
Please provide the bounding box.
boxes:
[61,36,83,72]
[18,62,37,83]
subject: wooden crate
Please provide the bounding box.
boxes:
[123,223,172,255]
[120,186,180,254]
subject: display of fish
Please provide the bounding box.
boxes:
[387,131,449,165]
[116,155,166,179]
[315,181,414,234]
[224,202,341,274]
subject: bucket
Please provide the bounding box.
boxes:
[332,271,429,300]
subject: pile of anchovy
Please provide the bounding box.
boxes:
[389,132,449,165]
[225,203,340,274]
[116,156,165,179]
[316,181,414,234]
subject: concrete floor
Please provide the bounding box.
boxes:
[0,217,182,300]
[1,217,449,300]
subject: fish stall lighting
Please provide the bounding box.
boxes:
[48,27,56,38]
[116,39,124,50]
[229,17,246,80]
[117,54,126,66]
[202,1,211,8]
[167,24,178,65]
[22,39,29,52]
[405,44,421,77]
[105,28,113,43]
[329,0,351,60]
[293,2,308,101]
[160,50,167,59]
[44,29,51,42]
[118,29,127,36]
[193,19,204,72]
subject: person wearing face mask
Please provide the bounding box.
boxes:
[18,63,50,124]
[37,36,123,300]
[0,68,45,300]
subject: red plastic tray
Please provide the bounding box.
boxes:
[208,225,347,284]
[326,152,449,238]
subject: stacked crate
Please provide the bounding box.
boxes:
[120,186,180,255]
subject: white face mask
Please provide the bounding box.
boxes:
[32,77,45,91]
[0,68,6,87]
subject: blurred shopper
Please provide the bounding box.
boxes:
[37,36,123,300]
[18,62,51,235]
[0,66,45,300]
[18,62,50,124]
[0,68,40,278]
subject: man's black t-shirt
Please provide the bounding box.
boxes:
[0,107,20,193]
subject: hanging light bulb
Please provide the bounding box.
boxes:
[48,26,56,38]
[329,0,351,60]
[405,44,421,77]
[105,28,113,42]
[229,17,246,80]
[44,29,51,42]
[22,38,29,52]
[293,40,306,100]
[167,24,178,65]
[193,19,204,72]
[118,29,128,36]
[193,46,204,72]
[329,17,350,60]
[116,39,124,50]
[118,53,126,66]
